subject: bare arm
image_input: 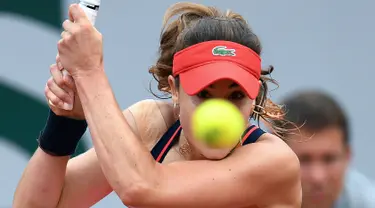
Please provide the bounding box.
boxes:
[57,148,112,208]
[13,145,111,208]
[13,147,113,208]
[13,107,142,208]
[57,108,142,208]
[13,148,69,208]
[75,71,301,208]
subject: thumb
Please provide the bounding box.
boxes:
[69,4,87,23]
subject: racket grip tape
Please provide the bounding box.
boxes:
[50,1,100,111]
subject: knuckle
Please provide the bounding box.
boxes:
[49,64,56,71]
[56,61,63,70]
[65,35,72,43]
[67,78,75,88]
[47,78,54,88]
[63,76,72,87]
[62,19,69,28]
[55,78,64,87]
[51,96,60,105]
[69,4,75,11]
[80,24,91,33]
[61,93,71,102]
[44,85,49,95]
[57,39,64,49]
[69,28,77,36]
[62,34,69,42]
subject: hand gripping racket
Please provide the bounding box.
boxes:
[50,0,101,110]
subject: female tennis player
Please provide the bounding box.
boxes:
[14,2,301,208]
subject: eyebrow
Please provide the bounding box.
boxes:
[208,82,239,89]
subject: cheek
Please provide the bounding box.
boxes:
[237,99,253,121]
[178,101,196,136]
[329,163,347,185]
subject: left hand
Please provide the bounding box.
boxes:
[58,4,103,79]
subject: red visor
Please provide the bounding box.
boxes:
[172,40,261,99]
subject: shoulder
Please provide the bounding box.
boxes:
[122,99,176,149]
[240,133,300,174]
[125,99,175,126]
[236,133,302,206]
[125,99,173,116]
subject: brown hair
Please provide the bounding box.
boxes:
[280,90,349,144]
[149,2,289,138]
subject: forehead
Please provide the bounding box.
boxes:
[287,127,346,154]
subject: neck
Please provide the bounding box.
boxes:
[177,130,205,160]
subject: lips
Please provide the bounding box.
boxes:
[306,190,329,205]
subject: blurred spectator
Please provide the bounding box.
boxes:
[280,90,375,208]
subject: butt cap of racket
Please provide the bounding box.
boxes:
[81,0,101,6]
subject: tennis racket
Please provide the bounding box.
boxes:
[50,0,101,110]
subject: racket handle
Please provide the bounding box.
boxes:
[79,0,100,25]
[52,1,100,111]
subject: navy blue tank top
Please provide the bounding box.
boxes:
[151,120,266,163]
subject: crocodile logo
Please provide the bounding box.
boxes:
[212,46,236,56]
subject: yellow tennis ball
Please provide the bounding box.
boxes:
[191,99,246,148]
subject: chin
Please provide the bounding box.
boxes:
[186,135,235,160]
[200,147,233,160]
[302,196,333,208]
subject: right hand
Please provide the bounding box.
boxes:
[45,57,85,120]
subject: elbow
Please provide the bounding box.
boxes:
[118,181,155,207]
[117,164,163,206]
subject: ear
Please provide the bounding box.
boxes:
[168,75,179,104]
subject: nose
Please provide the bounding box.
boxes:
[308,163,328,185]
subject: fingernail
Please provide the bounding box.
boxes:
[63,103,73,111]
[57,62,63,70]
[49,100,55,107]
[63,74,72,84]
[62,70,69,77]
[63,74,68,81]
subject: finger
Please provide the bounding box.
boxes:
[45,84,64,109]
[55,55,63,70]
[63,74,76,90]
[47,78,73,104]
[62,19,79,34]
[45,84,74,111]
[69,5,75,22]
[57,39,67,54]
[62,74,76,102]
[50,65,74,104]
[62,69,70,78]
[48,99,57,108]
[69,4,88,23]
[60,30,70,39]
[50,64,64,87]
